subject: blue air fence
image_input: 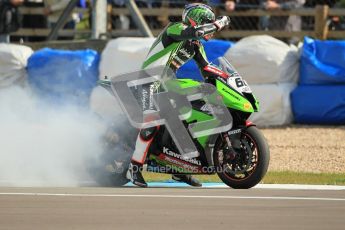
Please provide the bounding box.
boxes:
[291,36,345,124]
[25,37,345,124]
[27,48,100,107]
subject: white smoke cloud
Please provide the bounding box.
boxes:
[0,86,107,187]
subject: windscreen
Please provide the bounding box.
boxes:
[212,57,252,95]
[212,57,240,77]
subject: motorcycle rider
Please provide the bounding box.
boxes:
[127,3,231,187]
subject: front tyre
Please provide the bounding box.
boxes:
[213,126,270,189]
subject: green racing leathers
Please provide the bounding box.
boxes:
[127,16,230,187]
[131,18,229,164]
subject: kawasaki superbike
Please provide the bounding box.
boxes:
[97,57,270,189]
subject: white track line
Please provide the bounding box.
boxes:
[0,193,344,201]
[1,180,345,190]
[255,184,345,190]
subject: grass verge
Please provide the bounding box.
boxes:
[143,171,345,185]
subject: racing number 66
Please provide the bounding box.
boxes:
[235,77,247,88]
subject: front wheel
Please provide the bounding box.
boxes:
[213,126,270,189]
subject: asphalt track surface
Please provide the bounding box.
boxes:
[1,186,345,230]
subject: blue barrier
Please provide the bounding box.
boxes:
[300,37,345,85]
[27,48,100,106]
[176,39,234,80]
[291,85,345,124]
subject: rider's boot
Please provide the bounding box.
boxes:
[127,161,147,188]
[126,126,158,188]
[172,174,202,187]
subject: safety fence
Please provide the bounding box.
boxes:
[12,5,345,41]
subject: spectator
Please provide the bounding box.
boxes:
[0,0,23,43]
[136,0,162,29]
[110,0,130,30]
[263,0,305,44]
[304,0,336,8]
[330,0,345,30]
[110,0,162,30]
[169,0,208,22]
[303,0,338,30]
[187,0,208,2]
[168,0,184,22]
[221,0,260,30]
[43,0,80,40]
[43,0,76,29]
[21,0,47,42]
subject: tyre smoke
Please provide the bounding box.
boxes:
[0,86,107,187]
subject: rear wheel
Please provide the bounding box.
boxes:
[90,119,136,187]
[91,145,131,187]
[93,165,130,187]
[213,126,270,189]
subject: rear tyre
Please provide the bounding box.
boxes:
[93,165,130,187]
[90,118,136,187]
[213,126,270,189]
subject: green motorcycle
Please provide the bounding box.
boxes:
[98,57,270,189]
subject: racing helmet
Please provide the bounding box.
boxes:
[182,3,216,27]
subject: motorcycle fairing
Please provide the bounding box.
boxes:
[216,79,255,113]
[148,153,204,174]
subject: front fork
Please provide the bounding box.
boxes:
[219,130,241,165]
[222,120,255,159]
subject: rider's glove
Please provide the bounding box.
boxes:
[214,16,231,31]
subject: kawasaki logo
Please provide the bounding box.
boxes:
[222,88,241,101]
[163,147,201,166]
